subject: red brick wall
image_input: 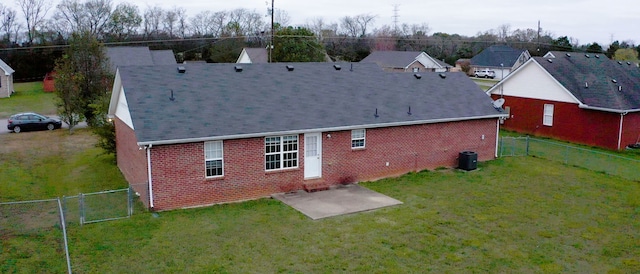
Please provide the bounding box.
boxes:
[114,118,150,208]
[147,119,498,210]
[622,113,640,148]
[496,95,625,150]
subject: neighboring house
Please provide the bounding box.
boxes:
[0,58,15,98]
[487,51,640,150]
[108,63,507,211]
[106,46,177,73]
[470,45,531,80]
[236,48,269,63]
[360,51,452,72]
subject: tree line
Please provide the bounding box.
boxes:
[1,0,639,82]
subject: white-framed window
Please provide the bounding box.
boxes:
[351,129,366,149]
[265,135,298,170]
[412,67,419,72]
[205,141,223,177]
[543,104,554,126]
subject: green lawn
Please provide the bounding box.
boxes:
[0,82,58,118]
[2,129,639,272]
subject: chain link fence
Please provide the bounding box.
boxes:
[499,136,640,181]
[1,187,133,273]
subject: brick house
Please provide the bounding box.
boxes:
[487,51,640,150]
[108,63,506,211]
[360,51,452,73]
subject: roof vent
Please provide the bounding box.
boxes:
[414,73,422,79]
[585,54,590,58]
[438,73,446,79]
[595,54,600,58]
[407,106,412,116]
[374,108,379,118]
[565,53,571,57]
[618,61,623,65]
[547,59,553,63]
[585,82,588,88]
[627,62,632,66]
[286,65,294,71]
[169,89,175,101]
[234,66,243,72]
[177,66,186,73]
[611,79,617,84]
[619,85,622,92]
[333,64,341,70]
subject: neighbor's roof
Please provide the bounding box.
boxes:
[534,52,640,110]
[241,48,269,63]
[361,51,449,69]
[0,58,15,75]
[106,46,176,73]
[114,63,504,144]
[470,45,525,67]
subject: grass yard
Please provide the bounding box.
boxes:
[2,128,639,272]
[0,82,58,118]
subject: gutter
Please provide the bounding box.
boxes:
[137,114,509,146]
[578,104,640,114]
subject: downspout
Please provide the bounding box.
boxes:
[495,119,500,157]
[617,113,626,150]
[146,144,154,209]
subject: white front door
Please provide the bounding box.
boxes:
[304,133,322,179]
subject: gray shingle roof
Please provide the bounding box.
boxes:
[0,58,15,75]
[243,48,268,63]
[106,46,176,73]
[535,52,640,110]
[150,50,177,65]
[470,45,525,67]
[361,51,423,68]
[117,63,503,144]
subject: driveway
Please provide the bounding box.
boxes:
[0,115,87,134]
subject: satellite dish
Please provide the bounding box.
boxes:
[492,98,505,108]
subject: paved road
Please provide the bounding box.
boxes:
[0,115,87,134]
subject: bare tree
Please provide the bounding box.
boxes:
[273,9,290,27]
[496,23,511,42]
[163,8,177,37]
[143,5,164,38]
[305,17,328,41]
[339,14,376,37]
[16,0,52,44]
[0,4,20,43]
[84,0,112,37]
[174,7,188,38]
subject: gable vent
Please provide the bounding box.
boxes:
[234,65,243,72]
[438,73,446,79]
[286,65,294,71]
[413,73,422,79]
[177,66,186,73]
[333,64,341,70]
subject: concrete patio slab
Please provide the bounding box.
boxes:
[272,184,403,220]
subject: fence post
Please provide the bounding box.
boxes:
[57,198,73,274]
[79,193,84,226]
[525,136,530,156]
[127,187,133,217]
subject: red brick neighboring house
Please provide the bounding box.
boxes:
[108,63,507,211]
[487,51,640,150]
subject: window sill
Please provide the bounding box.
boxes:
[265,168,299,175]
[205,176,225,181]
[351,147,366,151]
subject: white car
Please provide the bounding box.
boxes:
[474,69,496,79]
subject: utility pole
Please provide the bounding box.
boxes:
[270,0,274,63]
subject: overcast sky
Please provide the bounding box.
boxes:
[9,0,638,46]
